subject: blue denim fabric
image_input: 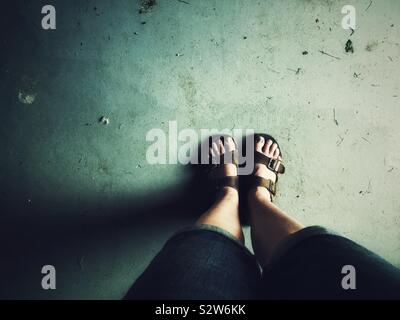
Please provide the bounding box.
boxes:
[125,225,400,300]
[125,224,261,300]
[262,227,400,299]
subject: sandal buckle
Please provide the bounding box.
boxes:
[267,158,280,172]
[268,180,277,196]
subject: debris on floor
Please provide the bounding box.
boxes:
[17,75,38,105]
[139,0,156,14]
[99,116,110,125]
[302,51,308,55]
[336,135,344,147]
[345,39,354,53]
[362,136,371,144]
[333,108,339,126]
[365,41,379,52]
[18,92,36,105]
[365,0,373,12]
[359,180,372,196]
[287,67,301,75]
[319,50,340,60]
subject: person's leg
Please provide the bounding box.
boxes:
[197,137,244,243]
[246,135,400,299]
[125,137,260,300]
[247,136,304,266]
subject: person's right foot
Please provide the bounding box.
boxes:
[251,136,282,200]
[209,137,238,195]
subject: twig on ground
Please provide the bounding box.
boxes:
[333,108,339,126]
[319,50,341,60]
[362,137,371,144]
[365,0,373,11]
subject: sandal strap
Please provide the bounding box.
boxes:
[216,176,239,191]
[254,152,285,174]
[243,175,277,196]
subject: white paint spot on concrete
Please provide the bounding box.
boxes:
[99,116,110,125]
[18,91,37,105]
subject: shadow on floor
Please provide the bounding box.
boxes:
[0,155,218,298]
[0,2,224,299]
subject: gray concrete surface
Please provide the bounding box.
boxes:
[0,0,399,299]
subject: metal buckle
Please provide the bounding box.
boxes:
[267,158,279,172]
[268,180,277,196]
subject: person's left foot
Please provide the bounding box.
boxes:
[251,136,282,200]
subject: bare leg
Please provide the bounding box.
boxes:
[248,136,305,266]
[197,138,244,243]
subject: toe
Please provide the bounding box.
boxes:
[226,137,236,152]
[273,147,280,159]
[255,136,265,152]
[210,147,216,158]
[262,139,273,154]
[269,143,278,157]
[218,139,226,154]
[212,142,220,156]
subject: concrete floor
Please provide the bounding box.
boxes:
[0,0,399,299]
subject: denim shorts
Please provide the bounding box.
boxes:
[124,225,400,300]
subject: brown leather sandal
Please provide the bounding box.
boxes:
[240,133,285,223]
[204,134,239,194]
